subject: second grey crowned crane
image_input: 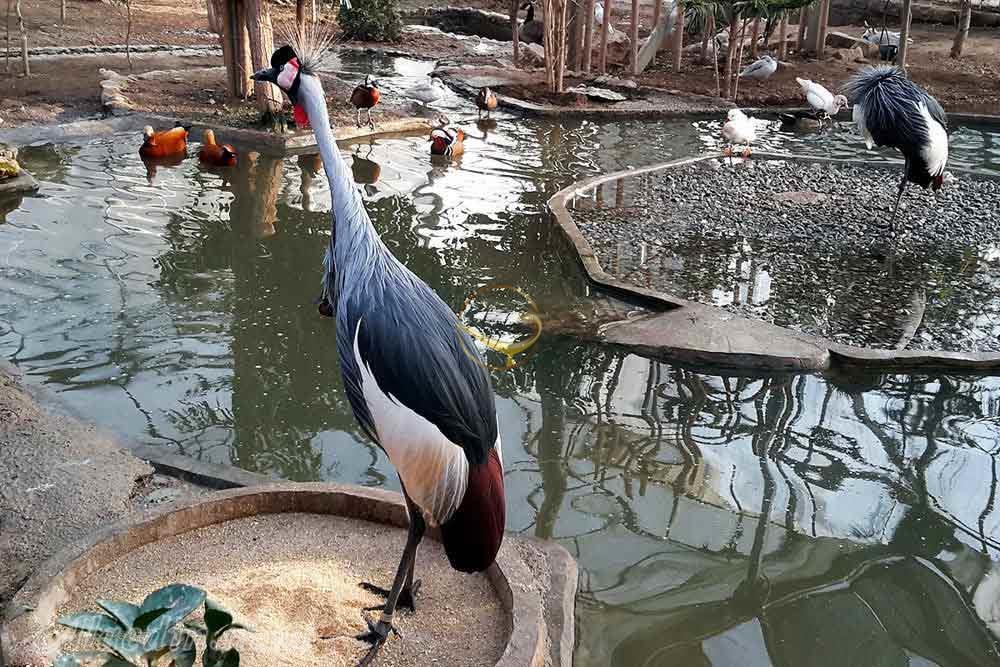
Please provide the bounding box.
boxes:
[252,39,505,667]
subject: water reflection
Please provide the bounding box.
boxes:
[3,57,1000,665]
[518,343,1000,664]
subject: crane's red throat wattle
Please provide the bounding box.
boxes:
[439,448,505,573]
[293,104,310,129]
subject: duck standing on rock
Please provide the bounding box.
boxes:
[198,129,238,167]
[721,108,756,157]
[350,74,381,130]
[139,125,189,159]
[475,87,498,119]
[844,65,948,230]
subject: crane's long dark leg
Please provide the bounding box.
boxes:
[355,491,425,666]
[888,174,908,234]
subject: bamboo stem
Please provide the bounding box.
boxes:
[732,17,748,102]
[510,0,520,66]
[15,0,27,77]
[583,0,595,72]
[598,0,609,73]
[630,0,638,75]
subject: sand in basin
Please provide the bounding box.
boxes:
[59,513,509,666]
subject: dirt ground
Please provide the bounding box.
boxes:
[642,23,1000,112]
[0,0,998,128]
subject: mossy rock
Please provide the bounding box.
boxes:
[0,156,21,180]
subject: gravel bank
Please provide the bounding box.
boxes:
[574,158,1000,352]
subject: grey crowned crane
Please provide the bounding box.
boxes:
[252,41,505,666]
[844,66,949,231]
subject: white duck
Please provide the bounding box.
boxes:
[722,108,756,157]
[796,77,848,118]
[739,55,778,81]
[404,76,448,107]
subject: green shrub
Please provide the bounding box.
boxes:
[56,584,249,667]
[339,0,402,42]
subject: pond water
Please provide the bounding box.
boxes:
[3,53,1000,665]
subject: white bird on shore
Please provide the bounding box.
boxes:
[722,108,756,157]
[796,77,849,118]
[739,55,778,81]
[404,76,447,106]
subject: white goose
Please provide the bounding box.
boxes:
[404,76,448,107]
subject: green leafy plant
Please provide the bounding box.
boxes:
[338,0,402,42]
[55,584,249,667]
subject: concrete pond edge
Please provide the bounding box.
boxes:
[548,151,1000,372]
[2,481,576,667]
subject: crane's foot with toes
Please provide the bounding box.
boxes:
[355,611,403,667]
[359,579,421,612]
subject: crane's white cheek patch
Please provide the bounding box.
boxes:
[277,59,299,90]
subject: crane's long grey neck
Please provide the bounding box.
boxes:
[299,74,377,249]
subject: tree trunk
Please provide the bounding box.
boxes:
[709,14,719,97]
[207,0,221,33]
[731,17,748,101]
[5,0,11,73]
[598,0,609,73]
[583,0,595,72]
[60,0,66,23]
[699,9,710,62]
[777,12,788,59]
[652,0,661,33]
[543,0,568,92]
[567,0,584,72]
[671,0,683,71]
[510,0,520,66]
[815,0,829,59]
[722,11,737,99]
[296,0,306,37]
[951,0,971,58]
[124,0,133,71]
[630,0,638,75]
[805,1,822,55]
[14,0,26,77]
[897,0,911,69]
[221,0,252,98]
[244,0,282,116]
[749,16,760,58]
[796,5,807,52]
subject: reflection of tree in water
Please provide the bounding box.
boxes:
[516,342,1000,664]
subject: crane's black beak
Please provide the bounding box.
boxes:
[252,67,279,84]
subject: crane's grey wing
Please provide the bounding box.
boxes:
[336,277,498,466]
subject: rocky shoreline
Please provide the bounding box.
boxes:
[574,158,1000,352]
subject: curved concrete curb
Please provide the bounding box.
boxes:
[3,484,576,667]
[549,151,1000,371]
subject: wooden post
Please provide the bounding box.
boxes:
[796,5,807,52]
[510,0,520,66]
[598,0,609,73]
[749,17,759,58]
[244,0,282,116]
[296,0,306,36]
[671,1,683,71]
[652,0,661,32]
[805,1,821,54]
[207,0,221,33]
[583,0,595,72]
[60,0,66,22]
[897,0,912,69]
[5,0,11,73]
[630,0,639,75]
[777,12,788,59]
